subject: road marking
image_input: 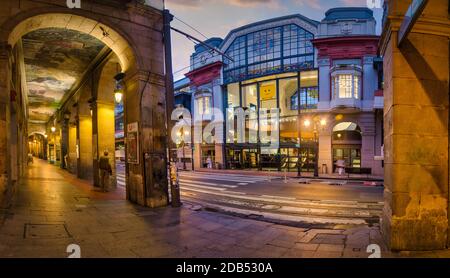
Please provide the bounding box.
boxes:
[237,183,248,185]
[180,182,227,191]
[179,180,237,188]
[180,187,381,210]
[193,202,368,225]
[180,172,270,179]
[261,195,296,200]
[180,175,259,183]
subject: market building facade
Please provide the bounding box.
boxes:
[180,7,384,176]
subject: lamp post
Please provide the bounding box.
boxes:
[303,116,327,177]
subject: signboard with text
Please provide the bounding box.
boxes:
[127,122,139,164]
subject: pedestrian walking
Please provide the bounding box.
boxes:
[206,155,213,169]
[99,150,112,192]
[27,153,33,165]
[336,159,345,176]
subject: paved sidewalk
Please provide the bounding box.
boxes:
[0,160,445,258]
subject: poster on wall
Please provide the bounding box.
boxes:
[127,122,139,164]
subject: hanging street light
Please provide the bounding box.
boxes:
[114,73,125,104]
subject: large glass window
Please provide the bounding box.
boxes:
[279,78,298,144]
[242,84,258,110]
[227,83,240,108]
[332,74,361,99]
[242,85,258,143]
[300,70,318,109]
[279,78,298,117]
[247,28,281,65]
[289,71,319,110]
[223,24,315,84]
[259,81,277,144]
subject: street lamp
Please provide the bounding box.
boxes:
[303,116,327,177]
[114,73,125,104]
[51,126,56,133]
[176,128,190,171]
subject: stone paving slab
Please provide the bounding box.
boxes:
[0,161,448,258]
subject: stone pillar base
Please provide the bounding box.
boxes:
[382,194,448,250]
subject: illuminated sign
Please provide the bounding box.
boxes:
[398,0,428,47]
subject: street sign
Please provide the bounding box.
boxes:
[398,0,428,47]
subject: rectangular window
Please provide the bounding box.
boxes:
[300,70,319,109]
[196,96,211,115]
[242,84,258,111]
[354,75,360,99]
[338,75,353,98]
[227,83,240,108]
[333,74,360,99]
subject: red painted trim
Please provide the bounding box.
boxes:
[374,89,384,97]
[312,36,380,60]
[186,61,223,87]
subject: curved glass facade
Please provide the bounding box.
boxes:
[223,24,315,84]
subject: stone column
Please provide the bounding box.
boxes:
[0,42,11,207]
[381,0,450,250]
[60,117,69,169]
[126,70,169,207]
[318,134,332,174]
[194,143,202,169]
[361,134,375,170]
[77,113,93,181]
[92,100,116,187]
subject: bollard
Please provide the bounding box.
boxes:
[284,168,288,184]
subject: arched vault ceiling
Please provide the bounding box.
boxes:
[22,27,105,123]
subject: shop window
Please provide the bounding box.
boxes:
[227,83,240,108]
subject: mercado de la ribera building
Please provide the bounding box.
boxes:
[175,7,384,176]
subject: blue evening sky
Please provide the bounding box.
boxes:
[166,0,383,80]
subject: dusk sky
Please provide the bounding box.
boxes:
[165,0,384,81]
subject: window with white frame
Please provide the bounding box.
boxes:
[332,74,361,99]
[195,93,212,116]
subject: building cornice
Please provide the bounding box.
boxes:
[380,14,450,55]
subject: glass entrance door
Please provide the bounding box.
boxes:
[333,147,361,172]
[243,149,258,169]
[280,148,299,172]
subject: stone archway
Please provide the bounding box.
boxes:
[0,1,169,208]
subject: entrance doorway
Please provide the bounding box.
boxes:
[332,122,362,172]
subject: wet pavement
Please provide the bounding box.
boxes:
[0,159,447,258]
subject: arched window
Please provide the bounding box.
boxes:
[332,122,362,141]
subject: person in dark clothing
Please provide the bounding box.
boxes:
[99,150,112,192]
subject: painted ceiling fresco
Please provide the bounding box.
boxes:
[22,28,106,123]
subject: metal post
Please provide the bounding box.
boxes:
[163,9,181,207]
[314,128,319,177]
[297,72,302,177]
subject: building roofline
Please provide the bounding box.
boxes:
[323,7,375,21]
[220,14,319,49]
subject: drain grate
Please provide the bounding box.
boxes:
[24,224,71,239]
